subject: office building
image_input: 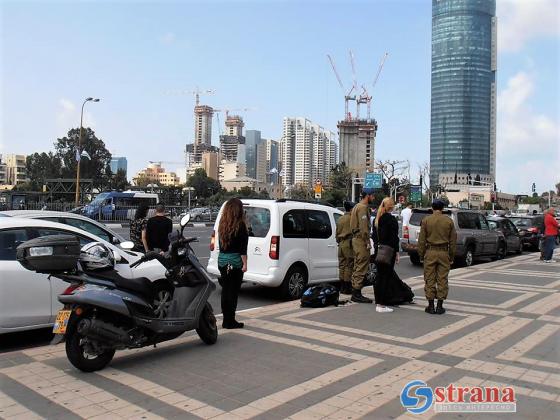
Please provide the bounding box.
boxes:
[219,161,246,183]
[0,155,7,185]
[4,154,27,186]
[265,139,279,184]
[255,141,268,183]
[109,157,127,176]
[245,130,263,179]
[338,119,377,178]
[193,104,214,163]
[430,0,497,187]
[282,117,336,188]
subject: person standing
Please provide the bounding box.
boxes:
[401,204,413,229]
[145,203,173,252]
[543,208,558,263]
[336,201,355,295]
[417,200,457,315]
[130,204,149,252]
[218,198,248,329]
[350,189,375,303]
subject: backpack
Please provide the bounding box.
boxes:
[300,284,340,308]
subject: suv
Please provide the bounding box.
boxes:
[505,215,544,251]
[401,208,506,267]
[207,199,343,299]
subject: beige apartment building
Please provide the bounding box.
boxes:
[133,163,180,187]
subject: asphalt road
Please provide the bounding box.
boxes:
[0,225,427,353]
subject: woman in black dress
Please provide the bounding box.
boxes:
[374,197,414,312]
[218,198,249,329]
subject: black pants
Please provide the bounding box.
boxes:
[374,255,395,306]
[219,266,243,326]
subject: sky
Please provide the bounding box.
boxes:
[0,0,558,195]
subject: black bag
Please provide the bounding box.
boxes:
[375,244,395,266]
[300,284,340,308]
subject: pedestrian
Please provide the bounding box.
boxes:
[350,189,375,303]
[218,198,248,329]
[417,200,457,314]
[336,201,355,295]
[543,208,558,263]
[145,203,173,253]
[401,203,413,229]
[130,204,149,252]
[373,197,414,312]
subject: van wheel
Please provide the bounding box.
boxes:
[409,254,422,266]
[463,246,474,267]
[280,266,308,300]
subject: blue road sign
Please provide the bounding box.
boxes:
[364,172,383,189]
[410,185,422,202]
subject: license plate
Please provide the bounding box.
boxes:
[53,310,72,335]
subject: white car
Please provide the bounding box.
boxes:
[0,218,166,334]
[207,199,343,299]
[0,210,126,245]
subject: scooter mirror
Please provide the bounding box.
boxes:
[120,241,135,250]
[180,214,191,227]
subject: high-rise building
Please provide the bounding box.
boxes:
[430,0,497,187]
[255,141,268,183]
[225,115,244,137]
[220,115,246,164]
[194,104,214,164]
[265,139,279,184]
[282,118,336,188]
[245,130,262,178]
[4,154,27,186]
[110,157,127,176]
[338,119,377,178]
[0,155,7,185]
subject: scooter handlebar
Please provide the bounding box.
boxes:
[129,251,161,268]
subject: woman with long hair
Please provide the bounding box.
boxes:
[130,204,149,252]
[218,198,249,329]
[374,197,414,312]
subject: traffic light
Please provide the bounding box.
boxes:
[532,183,536,193]
[490,192,496,203]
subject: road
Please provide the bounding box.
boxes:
[0,225,429,352]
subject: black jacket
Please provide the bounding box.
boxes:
[376,213,400,253]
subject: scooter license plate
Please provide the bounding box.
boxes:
[53,310,72,335]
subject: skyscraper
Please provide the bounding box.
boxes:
[430,0,497,187]
[110,157,127,176]
[245,130,262,178]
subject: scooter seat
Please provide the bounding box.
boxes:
[88,269,155,300]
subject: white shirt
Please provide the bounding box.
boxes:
[401,207,413,227]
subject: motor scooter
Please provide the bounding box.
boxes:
[17,214,217,372]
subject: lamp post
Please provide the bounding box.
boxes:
[75,97,100,206]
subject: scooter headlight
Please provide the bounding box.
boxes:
[177,247,187,256]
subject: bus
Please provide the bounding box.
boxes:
[82,191,159,221]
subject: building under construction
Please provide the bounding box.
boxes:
[338,118,377,177]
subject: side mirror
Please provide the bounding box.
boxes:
[180,214,191,227]
[120,241,134,250]
[112,237,121,244]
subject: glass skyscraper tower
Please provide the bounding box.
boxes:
[430,0,497,187]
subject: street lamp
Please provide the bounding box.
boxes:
[75,97,100,206]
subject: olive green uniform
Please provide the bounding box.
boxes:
[350,202,371,290]
[336,213,353,285]
[417,212,457,300]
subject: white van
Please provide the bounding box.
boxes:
[207,199,344,299]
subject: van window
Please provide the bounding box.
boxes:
[283,210,307,238]
[307,210,332,239]
[410,211,431,226]
[245,207,271,238]
[458,212,477,229]
[477,214,489,230]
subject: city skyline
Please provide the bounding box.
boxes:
[1,0,558,195]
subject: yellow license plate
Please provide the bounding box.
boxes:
[53,310,72,334]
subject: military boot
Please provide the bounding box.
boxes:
[341,282,351,295]
[425,300,436,314]
[435,300,446,315]
[351,289,373,304]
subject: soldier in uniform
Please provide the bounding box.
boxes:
[417,200,457,314]
[336,201,355,295]
[350,189,376,303]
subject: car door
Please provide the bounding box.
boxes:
[476,214,495,255]
[505,220,521,251]
[0,228,52,330]
[306,209,338,282]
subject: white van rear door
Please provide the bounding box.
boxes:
[245,205,273,275]
[306,208,338,282]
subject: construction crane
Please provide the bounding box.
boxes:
[148,160,184,166]
[213,107,256,136]
[359,52,389,120]
[163,87,215,106]
[327,54,356,121]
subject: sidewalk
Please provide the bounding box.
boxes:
[1,252,559,419]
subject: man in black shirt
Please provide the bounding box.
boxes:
[145,203,173,252]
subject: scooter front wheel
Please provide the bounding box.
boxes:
[196,303,218,345]
[66,329,115,372]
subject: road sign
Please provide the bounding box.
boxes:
[409,185,422,202]
[364,172,383,190]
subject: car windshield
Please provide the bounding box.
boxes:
[509,218,532,228]
[90,193,109,206]
[245,206,271,238]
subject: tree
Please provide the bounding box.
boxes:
[288,185,311,200]
[26,152,62,191]
[329,163,352,193]
[54,127,112,188]
[109,168,129,191]
[186,168,220,199]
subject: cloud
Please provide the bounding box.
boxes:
[497,71,560,193]
[56,98,96,135]
[160,32,176,45]
[498,0,560,53]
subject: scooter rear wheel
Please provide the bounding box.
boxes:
[196,303,218,345]
[66,328,115,372]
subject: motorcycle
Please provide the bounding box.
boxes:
[16,214,217,372]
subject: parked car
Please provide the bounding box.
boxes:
[401,208,506,267]
[0,210,126,245]
[506,215,544,251]
[189,207,212,222]
[207,199,343,299]
[0,218,165,334]
[486,216,524,255]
